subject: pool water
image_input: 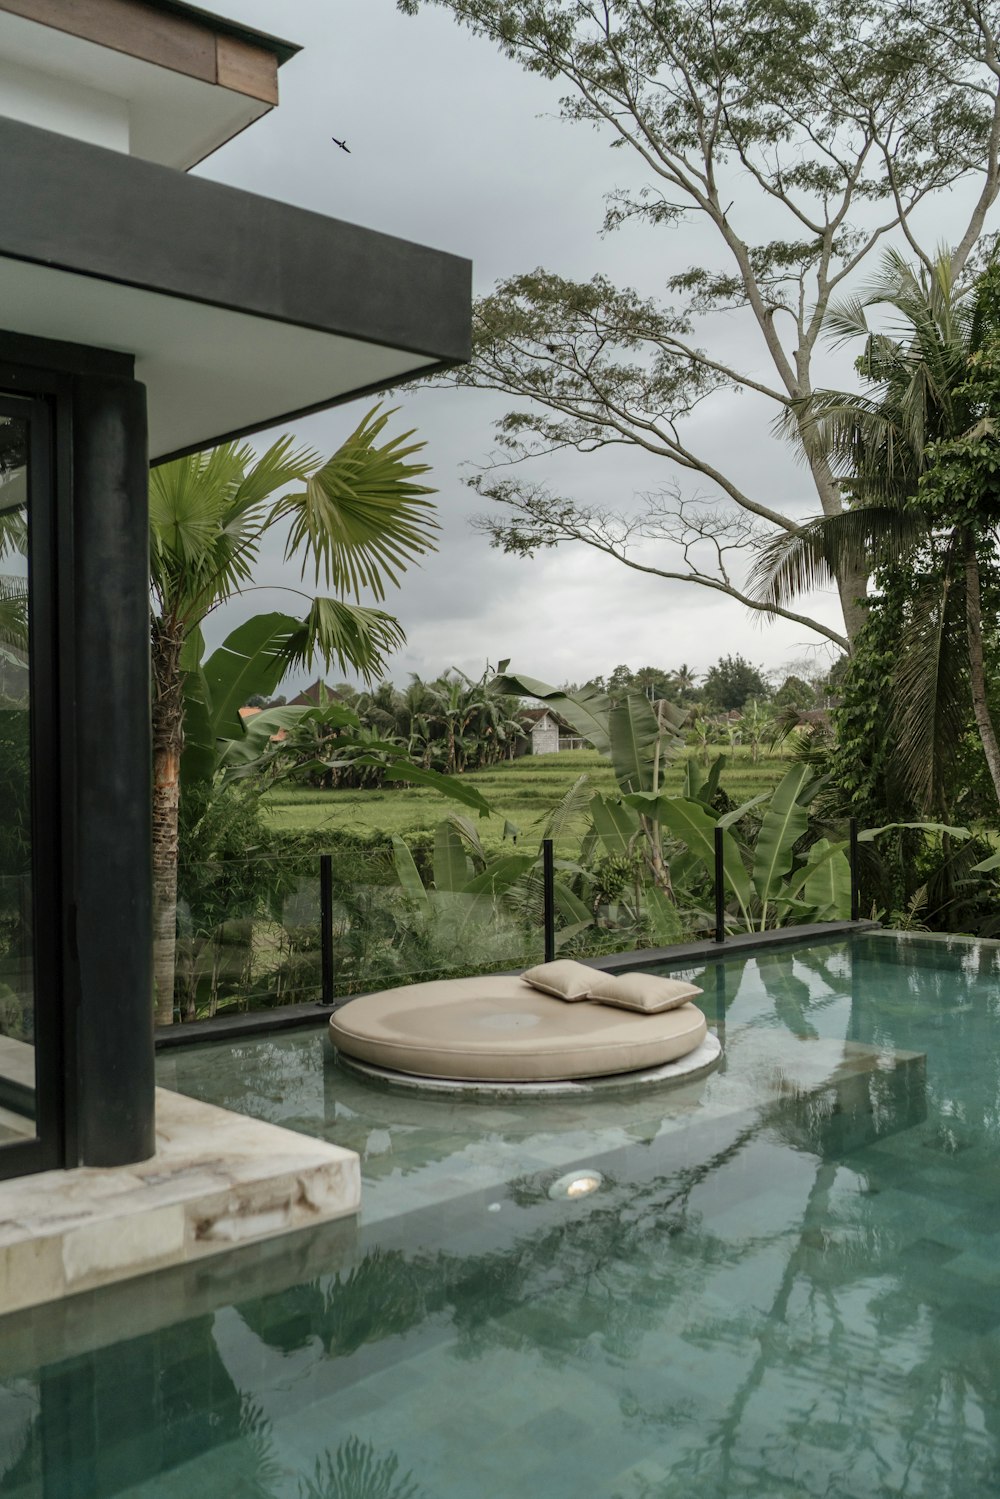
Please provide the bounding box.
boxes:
[5,931,1000,1497]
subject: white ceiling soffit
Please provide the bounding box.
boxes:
[0,11,272,168]
[0,258,433,461]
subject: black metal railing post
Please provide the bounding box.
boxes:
[320,853,334,1006]
[542,838,556,963]
[849,817,860,922]
[714,824,726,944]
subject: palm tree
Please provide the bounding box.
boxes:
[150,406,437,1023]
[753,250,1000,815]
[668,663,699,704]
[426,673,473,774]
[396,675,437,766]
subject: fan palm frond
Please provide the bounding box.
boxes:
[283,597,407,684]
[150,444,251,617]
[277,406,438,601]
[222,433,319,521]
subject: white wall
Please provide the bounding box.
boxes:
[0,56,129,152]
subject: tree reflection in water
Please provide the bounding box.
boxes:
[8,934,1000,1496]
[300,1437,424,1499]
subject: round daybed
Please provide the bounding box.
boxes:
[328,974,710,1085]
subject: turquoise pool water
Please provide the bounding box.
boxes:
[5,931,1000,1497]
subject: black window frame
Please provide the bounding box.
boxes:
[0,369,72,1180]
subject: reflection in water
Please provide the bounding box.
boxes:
[300,1438,425,1499]
[0,1015,944,1498]
[8,934,1000,1495]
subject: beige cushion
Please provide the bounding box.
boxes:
[329,975,707,1081]
[520,959,597,1001]
[589,972,703,1014]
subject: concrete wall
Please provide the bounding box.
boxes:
[531,717,560,754]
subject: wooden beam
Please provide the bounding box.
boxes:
[215,34,277,107]
[0,0,278,100]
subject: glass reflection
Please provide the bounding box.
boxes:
[0,412,33,1140]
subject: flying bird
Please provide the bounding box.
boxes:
[332,137,351,153]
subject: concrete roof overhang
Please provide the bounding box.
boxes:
[0,117,472,462]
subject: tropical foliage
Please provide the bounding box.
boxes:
[755,251,1000,819]
[151,406,439,1023]
[399,0,1000,649]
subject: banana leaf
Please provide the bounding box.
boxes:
[717,791,771,829]
[217,704,359,782]
[610,693,671,793]
[391,836,431,912]
[800,837,852,919]
[492,671,611,753]
[752,765,816,914]
[446,813,488,866]
[644,884,684,944]
[781,838,849,904]
[859,821,970,841]
[589,793,639,856]
[682,756,704,801]
[636,794,754,920]
[553,882,593,925]
[463,854,536,896]
[201,612,300,741]
[180,668,216,790]
[701,753,726,804]
[555,918,593,950]
[684,753,726,804]
[377,759,491,816]
[433,823,469,893]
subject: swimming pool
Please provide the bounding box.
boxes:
[4,930,1000,1497]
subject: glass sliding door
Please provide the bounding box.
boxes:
[0,393,63,1177]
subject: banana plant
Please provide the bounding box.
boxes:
[627,766,840,930]
[180,613,491,817]
[494,667,688,899]
[390,813,591,968]
[629,762,969,932]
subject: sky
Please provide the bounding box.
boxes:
[190,0,932,695]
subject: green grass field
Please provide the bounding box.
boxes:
[261,747,793,845]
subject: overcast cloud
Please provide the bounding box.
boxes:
[190,0,947,694]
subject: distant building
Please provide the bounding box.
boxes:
[289,680,340,708]
[518,707,584,754]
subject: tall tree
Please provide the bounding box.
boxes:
[754,252,1000,814]
[702,654,771,712]
[667,663,699,704]
[399,0,1000,648]
[150,407,436,1024]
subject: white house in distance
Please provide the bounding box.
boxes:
[520,707,586,754]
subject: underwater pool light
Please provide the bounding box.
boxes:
[549,1170,604,1200]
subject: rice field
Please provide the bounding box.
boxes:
[261,746,793,845]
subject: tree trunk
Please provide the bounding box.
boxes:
[807,442,869,646]
[835,563,870,646]
[151,618,185,1026]
[963,528,1000,809]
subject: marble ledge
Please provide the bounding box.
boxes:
[0,1088,361,1316]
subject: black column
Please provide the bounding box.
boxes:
[71,373,154,1166]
